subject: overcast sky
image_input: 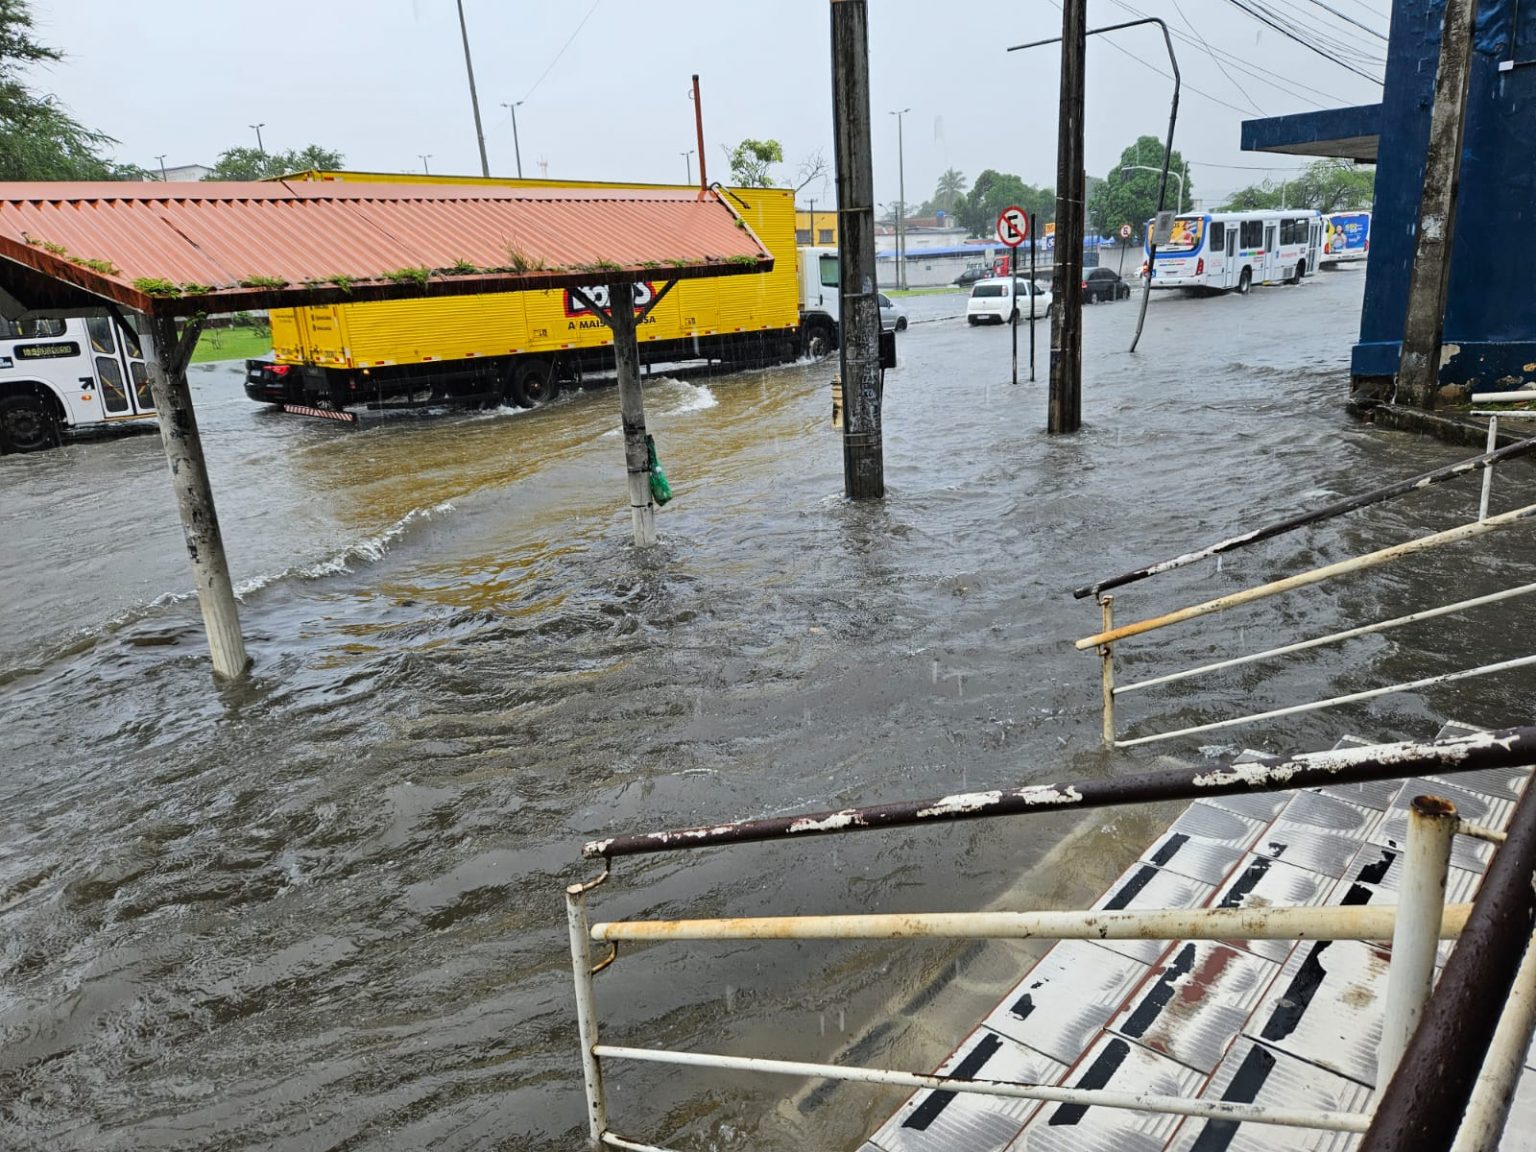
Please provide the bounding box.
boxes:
[27,0,1387,206]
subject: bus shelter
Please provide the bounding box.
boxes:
[0,181,773,679]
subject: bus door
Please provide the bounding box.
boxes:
[1308,218,1322,272]
[84,315,154,418]
[1263,222,1278,283]
[1224,227,1238,288]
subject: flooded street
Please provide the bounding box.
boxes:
[3,271,1533,1150]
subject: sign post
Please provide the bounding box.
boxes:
[997,205,1028,385]
[1118,221,1132,276]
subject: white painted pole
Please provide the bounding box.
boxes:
[1380,794,1459,1087]
[1099,595,1115,747]
[593,1045,1372,1133]
[1479,414,1498,520]
[140,313,249,680]
[607,281,657,547]
[1450,928,1536,1152]
[591,901,1471,943]
[567,880,610,1149]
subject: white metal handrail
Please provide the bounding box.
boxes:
[566,795,1480,1151]
[1081,423,1535,749]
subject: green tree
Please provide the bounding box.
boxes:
[724,138,784,188]
[958,170,1053,238]
[933,167,967,215]
[203,144,345,181]
[1088,136,1193,239]
[0,0,142,180]
[1216,161,1374,213]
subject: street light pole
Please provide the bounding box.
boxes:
[682,150,694,185]
[419,154,433,174]
[250,123,265,153]
[500,101,524,178]
[889,107,910,290]
[1121,163,1184,209]
[455,0,491,177]
[156,154,168,182]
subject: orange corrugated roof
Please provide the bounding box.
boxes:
[0,181,773,318]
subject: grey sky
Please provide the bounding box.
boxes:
[28,0,1386,206]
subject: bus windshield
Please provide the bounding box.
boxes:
[1163,217,1204,253]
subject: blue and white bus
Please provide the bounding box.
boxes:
[1144,210,1323,294]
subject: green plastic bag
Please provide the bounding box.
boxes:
[646,434,673,506]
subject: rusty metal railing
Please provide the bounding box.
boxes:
[566,727,1536,1152]
[1075,430,1536,749]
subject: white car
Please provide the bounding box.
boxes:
[878,293,908,331]
[965,277,1053,325]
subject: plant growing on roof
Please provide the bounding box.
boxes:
[503,244,532,273]
[381,266,432,288]
[328,274,355,292]
[239,275,289,289]
[40,241,67,255]
[179,282,215,295]
[441,258,479,275]
[133,277,182,297]
[726,254,759,266]
[71,256,120,275]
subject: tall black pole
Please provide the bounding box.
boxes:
[1030,213,1038,383]
[1048,0,1086,434]
[455,0,490,177]
[831,0,884,500]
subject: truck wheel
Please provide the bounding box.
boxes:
[0,392,61,454]
[508,359,560,408]
[804,323,834,360]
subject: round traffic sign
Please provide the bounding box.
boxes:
[1119,223,1133,239]
[996,205,1029,247]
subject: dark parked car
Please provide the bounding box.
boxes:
[953,264,992,288]
[1083,266,1132,302]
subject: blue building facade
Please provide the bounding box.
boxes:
[1242,0,1536,395]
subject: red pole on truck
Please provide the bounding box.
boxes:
[691,75,708,190]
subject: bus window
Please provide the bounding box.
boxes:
[86,315,115,355]
[1209,221,1225,250]
[1164,217,1203,252]
[1240,220,1264,249]
[0,317,65,339]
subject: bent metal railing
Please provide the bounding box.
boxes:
[1074,428,1536,749]
[566,726,1536,1152]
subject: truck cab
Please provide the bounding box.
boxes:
[797,245,841,358]
[0,314,155,453]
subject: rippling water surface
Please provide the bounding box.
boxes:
[3,272,1533,1150]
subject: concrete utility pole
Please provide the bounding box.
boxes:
[455,0,491,177]
[682,150,694,185]
[501,101,525,179]
[1395,0,1480,410]
[139,313,249,679]
[608,282,659,546]
[831,0,884,500]
[250,123,265,154]
[1048,0,1087,434]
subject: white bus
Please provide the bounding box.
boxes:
[1145,209,1323,294]
[1321,211,1371,266]
[0,314,155,454]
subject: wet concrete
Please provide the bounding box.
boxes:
[2,270,1533,1150]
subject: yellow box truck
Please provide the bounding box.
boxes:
[244,171,841,411]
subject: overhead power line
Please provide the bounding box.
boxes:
[1223,0,1386,82]
[1299,0,1390,39]
[1171,0,1266,114]
[523,0,602,102]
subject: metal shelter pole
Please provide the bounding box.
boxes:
[691,75,708,190]
[607,281,658,547]
[139,312,249,680]
[831,0,884,500]
[1395,0,1480,409]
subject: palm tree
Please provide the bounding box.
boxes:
[934,168,968,214]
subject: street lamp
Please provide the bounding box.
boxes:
[419,154,433,175]
[156,154,168,182]
[1121,161,1187,210]
[500,101,525,179]
[889,107,911,290]
[250,123,265,153]
[681,149,694,185]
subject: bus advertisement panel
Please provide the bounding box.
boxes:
[1323,212,1371,264]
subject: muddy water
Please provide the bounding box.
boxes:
[3,272,1533,1151]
